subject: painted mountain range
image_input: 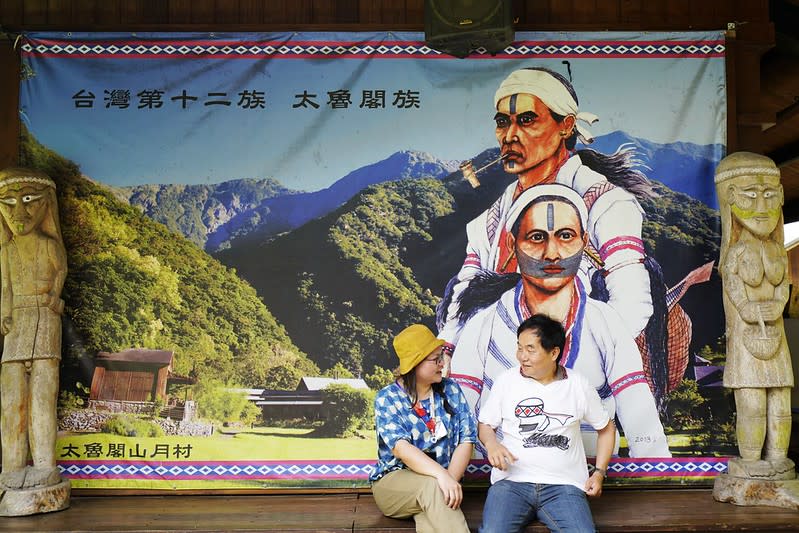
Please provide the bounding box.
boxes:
[585,131,724,208]
[118,131,722,252]
[120,151,460,251]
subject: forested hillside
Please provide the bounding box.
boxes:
[19,127,317,389]
[219,178,457,374]
[123,178,297,250]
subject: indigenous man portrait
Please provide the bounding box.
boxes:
[438,66,713,420]
[449,184,670,458]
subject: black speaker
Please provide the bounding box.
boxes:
[424,0,514,58]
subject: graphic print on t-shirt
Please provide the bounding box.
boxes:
[515,397,573,450]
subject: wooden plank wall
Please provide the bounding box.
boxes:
[0,0,774,167]
[0,0,771,29]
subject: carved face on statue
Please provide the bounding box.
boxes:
[727,177,783,239]
[0,169,58,243]
[0,183,51,237]
[715,152,784,241]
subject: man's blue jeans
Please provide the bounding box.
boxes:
[479,479,596,533]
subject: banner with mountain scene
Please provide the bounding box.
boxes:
[17,31,728,490]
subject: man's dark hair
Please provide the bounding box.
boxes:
[517,314,566,353]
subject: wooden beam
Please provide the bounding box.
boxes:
[737,111,777,127]
[782,198,799,223]
[0,37,19,169]
[763,98,799,132]
[768,137,799,166]
[771,0,799,39]
[726,21,775,153]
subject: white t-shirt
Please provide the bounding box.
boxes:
[479,366,610,490]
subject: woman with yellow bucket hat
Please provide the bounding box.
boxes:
[369,324,477,532]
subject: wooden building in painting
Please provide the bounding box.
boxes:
[89,348,174,411]
[253,377,369,420]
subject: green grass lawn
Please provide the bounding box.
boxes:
[59,426,378,489]
[58,426,377,461]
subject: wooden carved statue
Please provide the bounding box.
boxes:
[715,152,795,481]
[0,168,70,515]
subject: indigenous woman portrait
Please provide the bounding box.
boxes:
[370,324,477,533]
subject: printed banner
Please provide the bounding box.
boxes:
[17,31,729,490]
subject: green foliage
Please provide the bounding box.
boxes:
[364,366,395,390]
[259,417,323,429]
[697,344,727,365]
[193,378,261,426]
[19,126,315,388]
[151,396,168,416]
[705,419,736,451]
[316,384,372,437]
[357,389,377,431]
[237,178,455,375]
[638,182,720,262]
[323,362,355,379]
[101,414,165,438]
[264,364,303,391]
[58,382,90,415]
[665,379,708,430]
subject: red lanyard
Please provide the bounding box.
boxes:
[413,401,436,433]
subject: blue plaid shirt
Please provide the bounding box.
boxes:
[370,377,477,482]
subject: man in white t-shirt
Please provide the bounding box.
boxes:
[478,314,615,533]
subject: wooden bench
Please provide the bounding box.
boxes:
[355,489,799,532]
[1,488,798,531]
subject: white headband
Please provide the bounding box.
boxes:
[0,176,56,190]
[494,69,599,144]
[714,166,780,184]
[505,184,588,233]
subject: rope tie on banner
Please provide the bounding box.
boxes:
[0,28,22,49]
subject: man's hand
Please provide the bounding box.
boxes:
[585,470,604,497]
[485,442,518,471]
[435,470,463,509]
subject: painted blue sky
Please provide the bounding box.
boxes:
[19,31,726,191]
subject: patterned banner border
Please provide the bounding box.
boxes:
[21,39,725,60]
[58,457,729,481]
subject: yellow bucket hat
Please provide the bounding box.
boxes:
[393,324,445,375]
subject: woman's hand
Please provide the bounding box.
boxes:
[435,470,463,509]
[391,439,464,509]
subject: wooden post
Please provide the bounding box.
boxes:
[0,37,20,168]
[726,21,776,153]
